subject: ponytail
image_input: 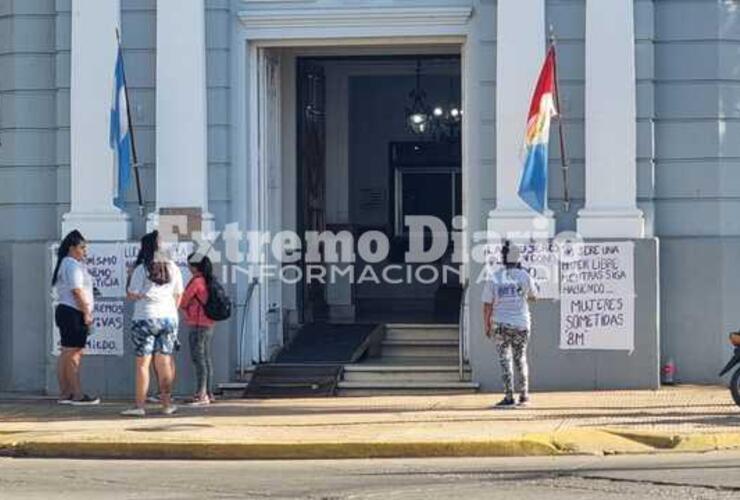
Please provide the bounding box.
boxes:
[52,230,86,286]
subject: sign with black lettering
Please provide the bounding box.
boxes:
[85,243,124,297]
[50,241,195,357]
[122,242,140,283]
[52,300,125,356]
[560,242,634,351]
[122,241,194,286]
[486,242,559,300]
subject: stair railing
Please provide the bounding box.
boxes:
[237,277,260,378]
[458,280,469,381]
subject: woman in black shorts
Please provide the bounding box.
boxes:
[51,230,99,405]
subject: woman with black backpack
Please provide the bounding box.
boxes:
[180,253,218,405]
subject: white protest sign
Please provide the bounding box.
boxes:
[485,242,559,299]
[51,301,125,356]
[122,241,195,285]
[85,243,125,297]
[560,241,634,351]
[170,241,195,284]
[122,242,140,279]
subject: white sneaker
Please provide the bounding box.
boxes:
[121,407,146,417]
[69,394,100,406]
[161,405,178,415]
[187,396,210,407]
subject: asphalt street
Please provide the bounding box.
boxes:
[2,452,740,499]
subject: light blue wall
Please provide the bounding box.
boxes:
[654,0,740,383]
[0,0,237,393]
[0,0,58,239]
[0,0,58,391]
[3,0,737,392]
[543,0,656,233]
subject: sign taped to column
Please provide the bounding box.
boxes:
[485,242,560,300]
[85,243,125,297]
[50,241,197,357]
[51,300,125,356]
[122,241,194,284]
[559,241,635,351]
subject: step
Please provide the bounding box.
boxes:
[380,339,459,358]
[342,364,471,383]
[245,364,343,398]
[218,382,249,391]
[218,368,254,397]
[216,382,247,398]
[336,380,479,396]
[385,324,458,341]
[232,367,255,382]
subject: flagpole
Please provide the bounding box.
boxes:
[115,29,145,217]
[549,27,571,213]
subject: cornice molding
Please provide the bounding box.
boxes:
[238,6,473,31]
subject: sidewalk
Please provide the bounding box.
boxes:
[1,385,739,459]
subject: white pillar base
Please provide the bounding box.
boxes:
[577,209,644,239]
[62,210,131,241]
[487,209,556,241]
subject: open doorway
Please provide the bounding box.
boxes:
[244,47,473,396]
[295,55,463,325]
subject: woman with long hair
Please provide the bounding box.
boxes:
[180,253,216,405]
[52,230,99,405]
[122,230,183,416]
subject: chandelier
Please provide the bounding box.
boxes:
[405,59,462,142]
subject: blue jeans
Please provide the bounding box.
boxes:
[188,325,215,396]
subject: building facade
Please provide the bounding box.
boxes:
[0,0,736,395]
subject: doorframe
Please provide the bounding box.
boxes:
[232,7,473,365]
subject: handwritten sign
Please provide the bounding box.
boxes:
[486,242,560,300]
[50,240,198,357]
[560,242,634,351]
[52,301,125,356]
[122,242,140,280]
[170,242,195,283]
[85,243,125,297]
[122,241,195,285]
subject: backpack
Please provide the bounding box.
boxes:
[201,278,232,321]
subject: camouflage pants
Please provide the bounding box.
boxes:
[493,324,530,398]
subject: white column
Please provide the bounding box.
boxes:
[578,0,644,238]
[488,0,555,239]
[62,0,130,240]
[150,0,213,230]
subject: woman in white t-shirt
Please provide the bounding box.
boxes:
[51,230,100,406]
[482,242,538,409]
[122,231,183,417]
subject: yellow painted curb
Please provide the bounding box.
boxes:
[3,429,740,460]
[1,438,561,460]
[605,429,740,453]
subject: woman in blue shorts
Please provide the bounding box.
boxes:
[122,231,183,417]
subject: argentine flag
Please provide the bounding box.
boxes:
[110,46,132,209]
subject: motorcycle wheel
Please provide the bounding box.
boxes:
[731,368,740,407]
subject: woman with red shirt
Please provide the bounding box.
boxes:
[180,253,216,405]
